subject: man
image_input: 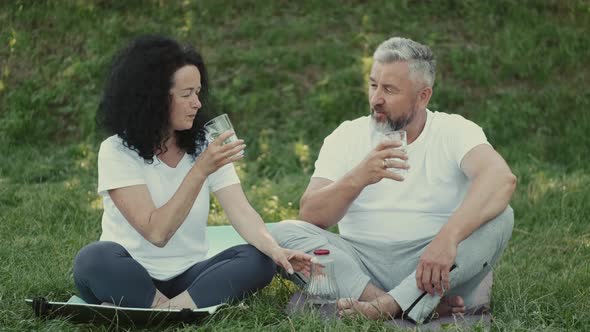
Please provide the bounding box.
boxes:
[271,37,516,323]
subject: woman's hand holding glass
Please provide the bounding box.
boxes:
[269,247,312,277]
[195,131,245,176]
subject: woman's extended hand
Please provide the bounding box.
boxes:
[269,247,313,277]
[195,131,245,176]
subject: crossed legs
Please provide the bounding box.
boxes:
[271,206,513,322]
[73,242,276,309]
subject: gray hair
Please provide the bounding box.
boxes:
[373,37,436,88]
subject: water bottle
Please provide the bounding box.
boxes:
[303,249,340,306]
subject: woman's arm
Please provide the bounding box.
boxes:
[109,132,244,247]
[215,184,312,274]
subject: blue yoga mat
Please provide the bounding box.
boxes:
[206,223,278,257]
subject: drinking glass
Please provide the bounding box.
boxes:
[204,114,244,156]
[384,130,407,176]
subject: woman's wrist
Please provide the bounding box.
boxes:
[258,232,281,257]
[189,164,209,181]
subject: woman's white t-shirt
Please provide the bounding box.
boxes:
[97,135,240,280]
[313,110,490,242]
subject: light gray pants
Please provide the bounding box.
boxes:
[270,207,514,323]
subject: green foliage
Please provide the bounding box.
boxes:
[1,0,589,330]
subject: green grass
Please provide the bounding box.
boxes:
[1,0,589,331]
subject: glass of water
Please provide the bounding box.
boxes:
[384,130,407,176]
[204,114,244,156]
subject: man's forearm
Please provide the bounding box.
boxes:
[439,167,517,243]
[299,172,366,228]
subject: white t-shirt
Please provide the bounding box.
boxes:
[97,135,240,280]
[313,110,490,242]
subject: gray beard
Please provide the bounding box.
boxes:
[370,109,413,133]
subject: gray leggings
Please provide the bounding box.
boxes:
[73,242,276,308]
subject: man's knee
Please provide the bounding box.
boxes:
[270,219,316,245]
[455,206,514,273]
[270,219,331,252]
[474,206,514,244]
[493,205,515,246]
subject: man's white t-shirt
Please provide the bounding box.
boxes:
[97,135,240,280]
[313,110,490,242]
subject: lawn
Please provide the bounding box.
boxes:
[1,1,589,331]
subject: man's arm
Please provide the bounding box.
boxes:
[299,177,361,229]
[299,140,407,228]
[416,144,517,296]
[442,144,517,242]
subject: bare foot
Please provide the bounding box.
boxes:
[337,294,400,320]
[337,295,465,321]
[154,291,197,310]
[337,298,382,319]
[435,296,465,317]
[150,289,170,308]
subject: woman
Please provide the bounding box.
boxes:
[73,36,311,309]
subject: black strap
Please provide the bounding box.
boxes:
[178,308,194,322]
[402,264,457,323]
[32,297,50,318]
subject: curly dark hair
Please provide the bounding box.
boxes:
[97,35,211,162]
